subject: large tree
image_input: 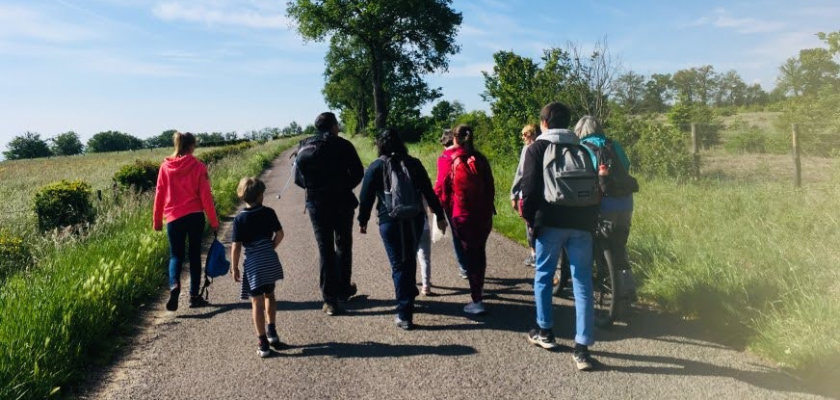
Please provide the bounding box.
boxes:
[777,57,804,97]
[287,0,462,129]
[3,132,52,160]
[49,131,84,156]
[642,73,672,113]
[613,71,646,113]
[86,131,143,153]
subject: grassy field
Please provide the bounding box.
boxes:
[0,138,299,399]
[348,133,840,377]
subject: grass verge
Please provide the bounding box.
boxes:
[349,134,840,377]
[0,138,299,399]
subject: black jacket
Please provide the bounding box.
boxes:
[358,155,445,225]
[520,131,599,233]
[294,133,364,207]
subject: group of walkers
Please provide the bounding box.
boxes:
[152,102,638,371]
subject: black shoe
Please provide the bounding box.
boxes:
[394,316,413,330]
[166,286,180,311]
[266,325,284,349]
[526,328,558,350]
[257,337,271,358]
[322,302,343,316]
[189,296,209,308]
[338,283,358,303]
[572,344,594,371]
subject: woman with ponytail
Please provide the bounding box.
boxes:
[153,131,220,311]
[435,125,495,315]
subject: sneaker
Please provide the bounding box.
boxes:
[338,283,358,303]
[266,324,282,348]
[421,285,434,296]
[526,328,558,350]
[572,345,594,371]
[188,296,209,308]
[322,302,343,316]
[166,286,180,312]
[458,269,468,280]
[257,337,271,358]
[463,301,485,315]
[523,254,536,267]
[394,316,413,330]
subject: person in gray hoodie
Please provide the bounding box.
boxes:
[510,124,538,266]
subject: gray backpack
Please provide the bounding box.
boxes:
[542,139,600,207]
[380,155,423,219]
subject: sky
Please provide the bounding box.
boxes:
[1,0,838,149]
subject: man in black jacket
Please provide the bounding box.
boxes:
[519,102,599,371]
[295,112,365,316]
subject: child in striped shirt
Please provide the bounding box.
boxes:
[231,177,285,358]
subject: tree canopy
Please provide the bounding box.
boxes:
[287,0,462,129]
[49,131,84,156]
[3,132,52,160]
[86,131,144,153]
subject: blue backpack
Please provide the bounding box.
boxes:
[199,234,230,299]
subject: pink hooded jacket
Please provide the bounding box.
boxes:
[152,154,219,230]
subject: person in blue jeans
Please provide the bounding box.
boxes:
[358,129,448,330]
[575,116,637,300]
[519,102,599,371]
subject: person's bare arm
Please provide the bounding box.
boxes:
[273,230,284,249]
[231,242,242,282]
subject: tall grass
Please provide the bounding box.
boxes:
[0,138,299,399]
[349,135,840,374]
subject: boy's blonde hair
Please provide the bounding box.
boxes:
[237,177,266,204]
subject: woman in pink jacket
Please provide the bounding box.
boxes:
[153,132,219,311]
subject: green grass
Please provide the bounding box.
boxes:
[349,134,840,376]
[0,138,299,399]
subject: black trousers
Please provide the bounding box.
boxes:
[306,199,355,304]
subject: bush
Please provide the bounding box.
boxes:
[33,180,96,232]
[632,121,694,178]
[723,120,790,154]
[196,142,255,164]
[86,131,144,153]
[667,102,722,149]
[0,233,31,281]
[113,160,160,192]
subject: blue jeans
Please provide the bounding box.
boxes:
[534,227,595,346]
[167,212,205,296]
[447,214,468,274]
[379,214,425,322]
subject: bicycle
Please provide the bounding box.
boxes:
[552,218,631,328]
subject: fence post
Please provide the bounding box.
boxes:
[691,123,700,179]
[792,124,801,188]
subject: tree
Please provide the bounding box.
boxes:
[287,0,462,129]
[777,57,804,97]
[282,121,303,136]
[714,70,747,107]
[565,38,620,122]
[3,132,52,160]
[430,100,464,128]
[613,71,646,113]
[642,73,672,113]
[818,31,840,55]
[798,48,840,96]
[86,131,144,153]
[145,129,178,149]
[49,131,84,156]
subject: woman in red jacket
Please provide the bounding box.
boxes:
[153,132,219,311]
[435,125,495,315]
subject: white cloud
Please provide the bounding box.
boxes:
[152,1,289,29]
[688,8,786,34]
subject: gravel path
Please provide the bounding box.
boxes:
[86,149,834,400]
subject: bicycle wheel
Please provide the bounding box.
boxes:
[552,247,571,296]
[593,241,618,328]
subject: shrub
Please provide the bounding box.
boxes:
[196,142,255,164]
[723,120,790,154]
[113,160,160,192]
[0,233,31,281]
[86,131,144,153]
[33,180,96,232]
[632,121,694,178]
[667,102,722,149]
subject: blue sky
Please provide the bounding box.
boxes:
[1,0,838,149]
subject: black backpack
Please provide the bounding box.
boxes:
[583,139,639,197]
[380,155,423,220]
[294,134,330,189]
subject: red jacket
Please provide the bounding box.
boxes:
[153,154,219,230]
[434,147,495,220]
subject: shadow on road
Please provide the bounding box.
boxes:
[278,341,478,359]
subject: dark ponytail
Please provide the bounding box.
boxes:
[453,124,475,153]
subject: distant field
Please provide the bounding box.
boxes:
[0,148,209,234]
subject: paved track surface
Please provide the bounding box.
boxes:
[86,150,835,400]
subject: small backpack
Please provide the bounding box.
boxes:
[542,141,600,207]
[450,152,494,218]
[380,155,423,220]
[583,140,639,197]
[199,235,230,300]
[294,134,330,189]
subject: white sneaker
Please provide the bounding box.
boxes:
[464,301,486,315]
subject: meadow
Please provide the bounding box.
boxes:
[0,138,300,399]
[349,131,840,377]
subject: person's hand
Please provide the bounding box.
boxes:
[436,218,448,234]
[232,267,241,283]
[153,225,162,232]
[511,200,517,210]
[359,223,367,234]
